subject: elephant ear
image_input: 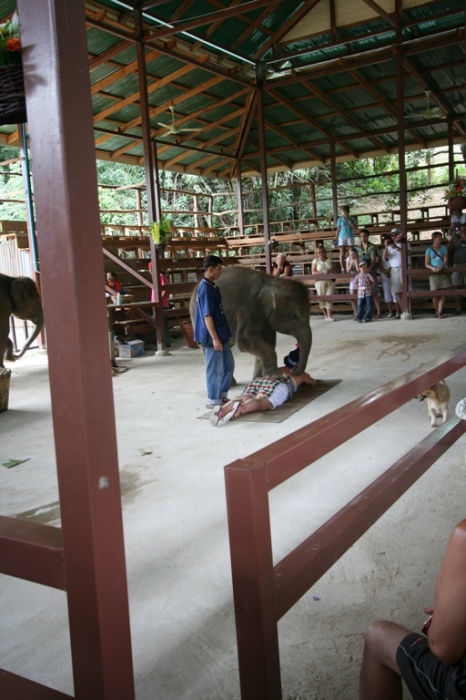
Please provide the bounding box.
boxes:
[10,277,40,318]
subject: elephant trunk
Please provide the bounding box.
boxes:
[294,324,312,375]
[8,310,44,361]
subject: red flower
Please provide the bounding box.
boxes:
[5,37,21,52]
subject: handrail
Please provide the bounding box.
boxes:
[224,345,466,700]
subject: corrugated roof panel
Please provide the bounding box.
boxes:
[0,1,464,177]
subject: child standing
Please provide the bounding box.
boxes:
[354,260,375,323]
[346,247,360,319]
[336,204,357,273]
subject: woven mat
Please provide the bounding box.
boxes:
[199,379,341,423]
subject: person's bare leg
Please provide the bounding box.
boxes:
[360,621,411,700]
[455,286,462,313]
[232,397,272,417]
[339,245,346,273]
[438,293,445,318]
[220,395,249,418]
[373,287,382,317]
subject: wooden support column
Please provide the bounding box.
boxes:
[236,166,245,237]
[448,120,455,183]
[310,182,317,221]
[395,31,409,314]
[329,139,338,229]
[136,187,143,227]
[257,85,272,273]
[135,9,165,349]
[16,1,135,697]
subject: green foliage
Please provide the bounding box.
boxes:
[0,145,460,231]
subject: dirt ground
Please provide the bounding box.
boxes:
[1,311,466,699]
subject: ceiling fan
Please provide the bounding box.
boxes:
[157,106,203,137]
[405,90,444,120]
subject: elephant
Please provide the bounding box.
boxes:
[0,273,44,368]
[191,265,312,379]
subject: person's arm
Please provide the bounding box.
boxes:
[311,259,318,274]
[428,519,466,664]
[279,367,317,386]
[441,247,448,268]
[282,263,292,277]
[204,315,222,351]
[425,249,435,272]
[300,370,317,386]
[272,264,281,278]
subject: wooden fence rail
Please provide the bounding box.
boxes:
[224,345,466,700]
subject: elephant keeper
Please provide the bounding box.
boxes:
[194,255,235,408]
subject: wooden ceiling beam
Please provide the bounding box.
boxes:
[301,78,390,153]
[86,7,255,88]
[360,0,398,29]
[145,0,282,41]
[92,64,192,124]
[90,49,159,94]
[346,67,425,146]
[228,3,277,53]
[254,0,323,60]
[88,39,132,69]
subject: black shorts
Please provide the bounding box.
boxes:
[396,633,466,700]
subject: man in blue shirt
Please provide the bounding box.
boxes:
[194,255,235,408]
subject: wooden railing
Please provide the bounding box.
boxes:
[224,345,466,700]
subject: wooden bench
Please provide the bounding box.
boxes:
[104,253,239,339]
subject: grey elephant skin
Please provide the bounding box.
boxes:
[191,266,312,379]
[0,273,44,368]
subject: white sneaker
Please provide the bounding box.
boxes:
[327,317,335,322]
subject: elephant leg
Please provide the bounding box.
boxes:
[0,314,10,368]
[9,277,44,360]
[252,357,263,380]
[5,338,14,362]
[237,320,279,379]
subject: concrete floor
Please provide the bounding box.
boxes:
[1,311,466,700]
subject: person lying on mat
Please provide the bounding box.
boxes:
[210,367,317,426]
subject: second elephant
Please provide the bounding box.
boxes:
[0,273,44,368]
[192,265,312,379]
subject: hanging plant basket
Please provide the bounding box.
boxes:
[0,61,26,124]
[447,196,466,211]
[0,11,25,125]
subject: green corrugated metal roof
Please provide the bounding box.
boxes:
[0,0,464,178]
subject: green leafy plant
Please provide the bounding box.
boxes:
[149,215,172,245]
[0,12,21,68]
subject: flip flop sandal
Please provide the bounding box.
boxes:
[223,401,243,422]
[210,406,225,426]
